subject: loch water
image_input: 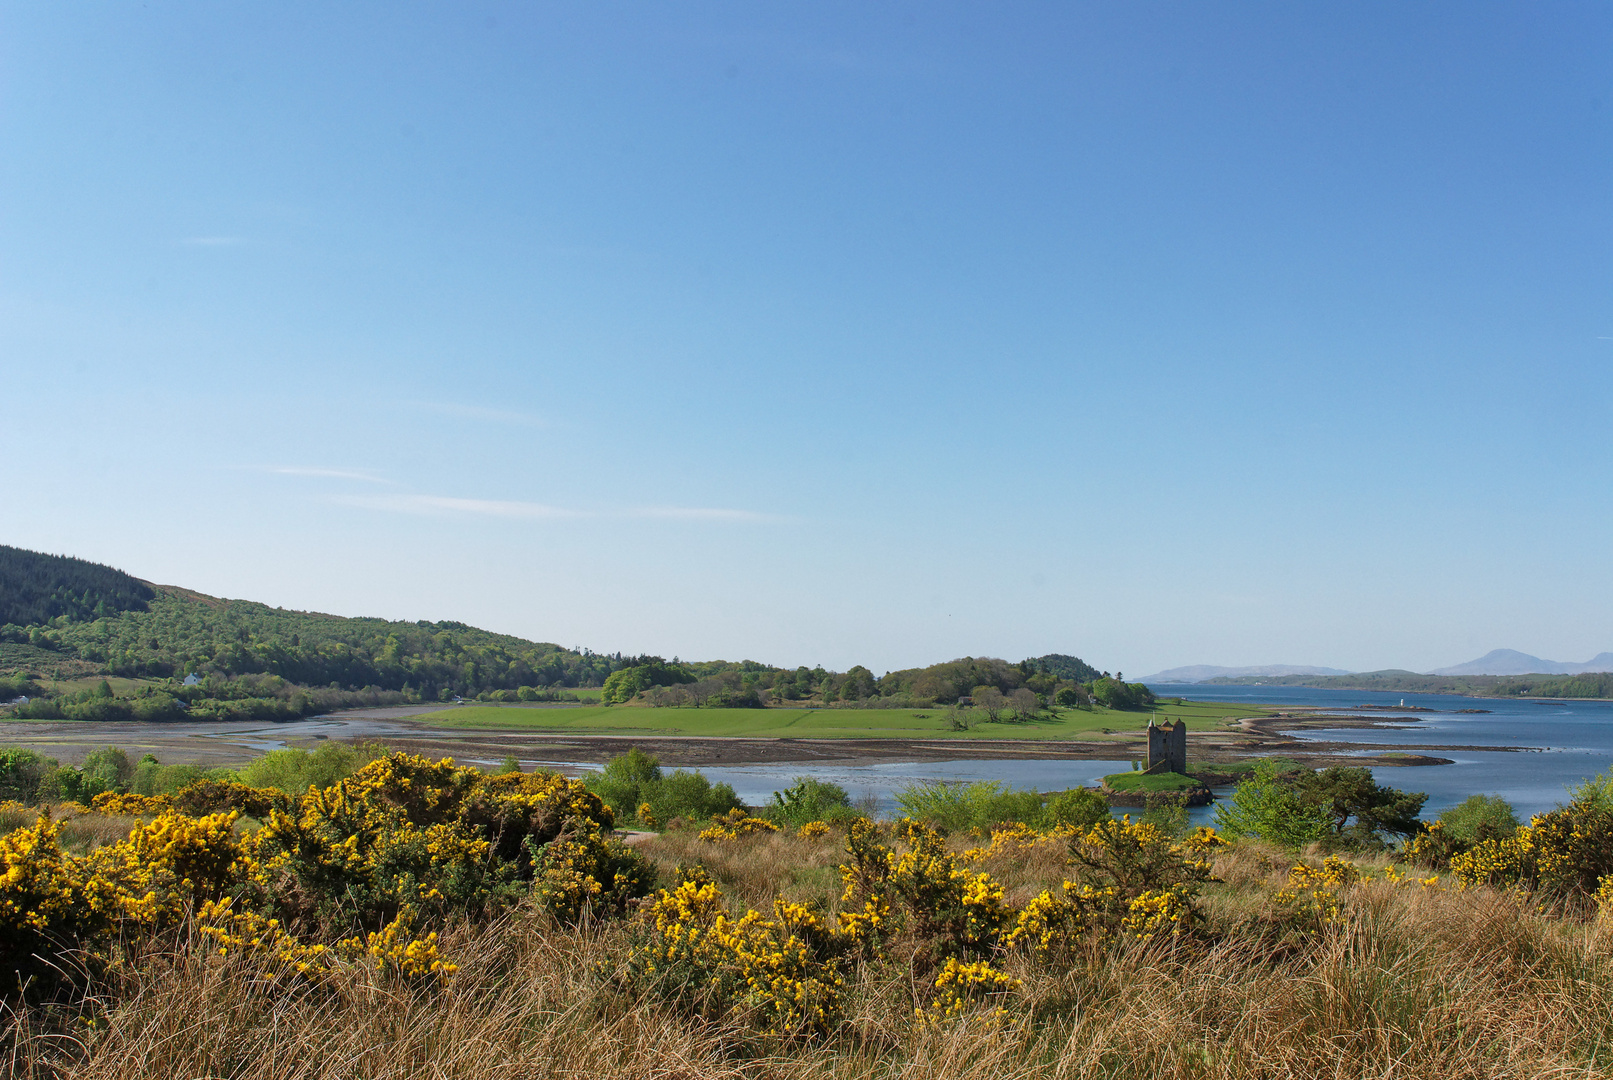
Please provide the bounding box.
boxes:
[694,685,1613,823]
[1152,683,1613,821]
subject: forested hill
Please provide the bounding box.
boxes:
[0,544,155,626]
[0,545,635,704]
[0,544,1118,720]
[5,585,628,697]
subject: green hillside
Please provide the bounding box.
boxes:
[0,543,1129,725]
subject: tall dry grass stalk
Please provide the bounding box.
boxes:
[8,835,1613,1079]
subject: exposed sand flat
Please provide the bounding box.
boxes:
[0,707,1500,774]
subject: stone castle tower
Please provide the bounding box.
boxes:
[1144,718,1187,775]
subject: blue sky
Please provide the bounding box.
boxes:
[1,2,1608,676]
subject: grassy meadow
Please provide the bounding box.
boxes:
[433,697,1262,739]
[1101,769,1208,793]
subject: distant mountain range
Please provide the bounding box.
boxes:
[1426,649,1613,677]
[1143,649,1613,684]
[1140,664,1352,684]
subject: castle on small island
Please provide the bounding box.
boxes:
[1143,717,1187,775]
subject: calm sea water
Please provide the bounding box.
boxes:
[1149,683,1613,821]
[693,759,1138,819]
[679,685,1613,823]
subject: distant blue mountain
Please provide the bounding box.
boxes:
[1140,664,1352,684]
[1427,649,1613,677]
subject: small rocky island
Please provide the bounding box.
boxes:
[1100,718,1215,807]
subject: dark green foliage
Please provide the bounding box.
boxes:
[1437,794,1520,843]
[0,543,1123,723]
[1217,761,1426,850]
[1052,685,1090,709]
[5,742,243,806]
[764,777,858,828]
[894,780,1045,833]
[878,657,1034,705]
[0,674,38,701]
[1030,654,1101,683]
[1295,766,1427,848]
[7,587,637,698]
[1214,761,1331,849]
[0,545,154,627]
[237,742,377,794]
[1087,678,1155,709]
[129,760,237,797]
[1040,787,1109,830]
[583,748,742,826]
[37,747,132,805]
[0,747,55,803]
[601,660,695,704]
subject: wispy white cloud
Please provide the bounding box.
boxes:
[334,494,586,519]
[178,236,246,247]
[267,466,391,484]
[333,492,776,523]
[408,401,545,426]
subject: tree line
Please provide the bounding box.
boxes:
[597,655,1147,712]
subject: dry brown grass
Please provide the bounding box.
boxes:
[9,831,1613,1079]
[0,804,145,854]
[646,826,850,910]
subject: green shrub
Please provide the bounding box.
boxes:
[763,777,858,828]
[584,749,741,827]
[895,780,1043,834]
[585,747,663,818]
[1040,787,1109,830]
[35,746,135,804]
[1437,794,1519,843]
[0,747,56,804]
[238,742,377,794]
[1214,760,1330,849]
[1569,767,1613,811]
[1139,794,1191,837]
[647,769,742,824]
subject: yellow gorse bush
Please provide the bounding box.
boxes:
[1275,855,1360,929]
[90,792,174,816]
[1122,886,1192,939]
[699,808,781,842]
[347,906,458,981]
[1447,800,1613,904]
[624,876,844,1035]
[0,753,646,996]
[1004,885,1087,958]
[963,820,1079,863]
[1,813,84,933]
[198,897,330,974]
[926,957,1020,1024]
[1450,830,1534,889]
[90,809,246,926]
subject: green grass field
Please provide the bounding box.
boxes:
[1101,770,1207,793]
[431,698,1267,739]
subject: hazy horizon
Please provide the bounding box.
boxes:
[3,3,1608,676]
